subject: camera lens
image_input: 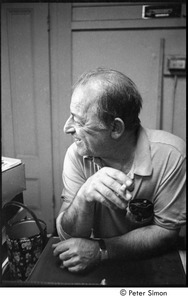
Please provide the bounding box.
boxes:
[128,199,153,222]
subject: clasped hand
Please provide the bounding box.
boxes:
[78,167,134,210]
[53,168,134,273]
[52,238,99,273]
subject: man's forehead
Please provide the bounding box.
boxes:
[71,81,102,112]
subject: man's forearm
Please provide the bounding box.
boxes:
[59,192,95,238]
[104,225,179,260]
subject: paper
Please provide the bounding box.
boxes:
[1,156,22,172]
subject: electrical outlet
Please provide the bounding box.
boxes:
[168,57,186,71]
[164,55,186,76]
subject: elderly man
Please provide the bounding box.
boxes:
[52,68,186,273]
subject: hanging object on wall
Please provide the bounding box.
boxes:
[167,57,186,74]
[164,55,186,76]
[142,4,182,19]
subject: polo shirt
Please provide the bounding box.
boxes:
[57,126,186,238]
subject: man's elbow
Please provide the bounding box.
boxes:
[157,226,180,253]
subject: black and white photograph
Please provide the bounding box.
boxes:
[1,0,186,298]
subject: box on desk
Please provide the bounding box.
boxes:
[2,157,26,206]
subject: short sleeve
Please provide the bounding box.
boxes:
[60,143,86,211]
[153,152,186,230]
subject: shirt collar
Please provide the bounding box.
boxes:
[84,155,104,168]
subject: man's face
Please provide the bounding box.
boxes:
[64,82,112,157]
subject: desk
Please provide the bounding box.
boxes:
[25,237,186,287]
[3,237,186,287]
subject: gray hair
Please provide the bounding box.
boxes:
[73,67,143,131]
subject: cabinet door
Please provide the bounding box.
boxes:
[1,4,54,232]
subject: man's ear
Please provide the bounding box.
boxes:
[111,118,125,139]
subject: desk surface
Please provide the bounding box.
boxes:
[26,237,186,287]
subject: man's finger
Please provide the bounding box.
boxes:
[52,241,69,256]
[67,265,83,273]
[97,185,127,209]
[59,249,72,261]
[52,242,61,248]
[104,167,133,185]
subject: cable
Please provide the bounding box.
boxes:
[171,75,178,133]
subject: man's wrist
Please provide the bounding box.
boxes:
[56,211,72,240]
[75,189,95,212]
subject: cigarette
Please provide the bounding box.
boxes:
[120,184,126,192]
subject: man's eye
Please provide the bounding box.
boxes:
[70,114,76,122]
[75,120,82,126]
[71,114,82,126]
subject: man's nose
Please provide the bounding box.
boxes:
[64,116,75,134]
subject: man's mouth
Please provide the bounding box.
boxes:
[74,137,81,143]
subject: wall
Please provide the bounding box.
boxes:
[50,2,186,215]
[2,2,186,222]
[71,2,186,138]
